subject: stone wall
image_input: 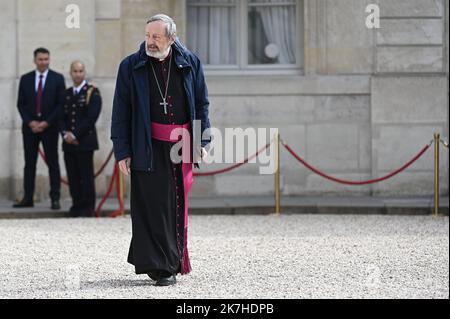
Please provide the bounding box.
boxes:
[0,0,448,201]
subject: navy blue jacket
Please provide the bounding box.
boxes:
[111,40,211,171]
[17,69,66,128]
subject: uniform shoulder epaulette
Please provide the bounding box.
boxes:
[86,84,96,105]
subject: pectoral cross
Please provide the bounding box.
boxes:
[160,98,168,114]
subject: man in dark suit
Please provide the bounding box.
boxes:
[60,61,102,217]
[14,47,66,209]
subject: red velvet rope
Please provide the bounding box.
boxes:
[95,142,274,216]
[109,165,125,218]
[36,136,436,217]
[193,141,273,176]
[282,141,432,186]
[38,147,122,217]
[94,149,114,178]
[38,148,114,185]
[95,163,118,218]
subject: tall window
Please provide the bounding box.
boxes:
[187,0,301,69]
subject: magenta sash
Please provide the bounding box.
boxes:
[151,122,192,274]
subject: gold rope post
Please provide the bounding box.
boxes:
[434,133,440,216]
[274,131,281,215]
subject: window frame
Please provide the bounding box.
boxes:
[185,0,304,74]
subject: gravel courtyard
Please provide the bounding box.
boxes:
[0,214,448,299]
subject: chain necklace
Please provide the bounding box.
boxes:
[149,51,172,114]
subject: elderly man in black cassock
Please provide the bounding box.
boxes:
[111,14,211,286]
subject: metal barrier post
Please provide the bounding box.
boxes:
[275,132,281,215]
[434,133,440,216]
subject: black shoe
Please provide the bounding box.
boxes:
[51,200,61,210]
[147,270,168,281]
[147,272,161,281]
[12,199,34,208]
[155,275,176,286]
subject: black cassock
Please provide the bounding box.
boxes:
[128,51,192,276]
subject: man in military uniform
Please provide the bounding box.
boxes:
[60,61,102,217]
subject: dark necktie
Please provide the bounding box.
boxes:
[36,74,43,116]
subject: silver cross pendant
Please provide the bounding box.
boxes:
[160,98,168,114]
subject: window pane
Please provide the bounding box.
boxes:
[248,0,297,65]
[187,0,237,65]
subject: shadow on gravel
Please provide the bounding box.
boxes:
[82,279,152,289]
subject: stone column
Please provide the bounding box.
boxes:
[0,0,17,199]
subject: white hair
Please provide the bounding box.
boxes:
[147,14,177,39]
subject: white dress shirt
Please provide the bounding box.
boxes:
[73,80,87,95]
[35,69,49,92]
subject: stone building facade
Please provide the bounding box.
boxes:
[0,0,448,201]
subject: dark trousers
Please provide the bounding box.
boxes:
[22,125,60,202]
[64,151,96,217]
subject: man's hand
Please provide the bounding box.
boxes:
[29,121,40,133]
[63,132,79,145]
[119,157,131,176]
[29,121,49,133]
[36,121,49,132]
